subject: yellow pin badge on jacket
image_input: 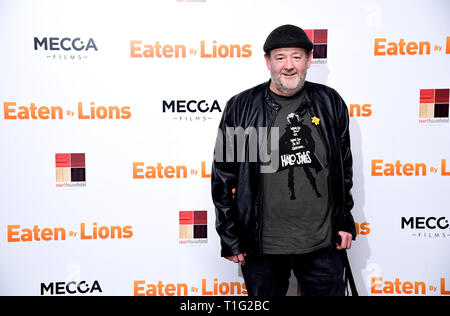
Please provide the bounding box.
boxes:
[311,116,320,125]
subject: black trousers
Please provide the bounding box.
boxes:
[241,247,345,296]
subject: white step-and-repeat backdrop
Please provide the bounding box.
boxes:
[1,0,449,296]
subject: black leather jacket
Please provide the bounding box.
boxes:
[212,80,356,257]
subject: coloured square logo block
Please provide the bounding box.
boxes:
[179,210,207,240]
[419,89,449,119]
[55,153,86,185]
[304,29,328,61]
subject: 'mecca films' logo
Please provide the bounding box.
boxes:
[41,280,102,295]
[401,216,450,239]
[162,99,222,122]
[34,37,98,61]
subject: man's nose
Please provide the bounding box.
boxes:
[284,57,294,69]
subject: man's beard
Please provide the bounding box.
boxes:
[272,68,307,96]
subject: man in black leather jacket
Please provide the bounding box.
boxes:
[211,25,357,296]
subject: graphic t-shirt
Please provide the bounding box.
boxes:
[261,88,332,254]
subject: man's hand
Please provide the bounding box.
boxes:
[225,253,247,265]
[335,231,352,250]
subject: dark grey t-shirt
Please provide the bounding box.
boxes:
[261,88,332,254]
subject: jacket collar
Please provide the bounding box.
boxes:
[264,80,313,112]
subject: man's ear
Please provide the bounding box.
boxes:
[306,50,313,69]
[264,53,272,71]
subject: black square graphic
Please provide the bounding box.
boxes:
[434,104,449,118]
[313,44,327,59]
[71,168,86,182]
[193,225,207,239]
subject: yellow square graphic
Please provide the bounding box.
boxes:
[56,167,71,182]
[419,103,434,118]
[179,225,193,239]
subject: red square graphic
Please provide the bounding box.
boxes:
[435,89,450,103]
[179,211,193,225]
[71,153,85,168]
[313,29,328,44]
[194,211,207,225]
[304,29,313,42]
[55,153,70,167]
[420,89,435,103]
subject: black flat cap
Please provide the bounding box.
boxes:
[263,24,313,54]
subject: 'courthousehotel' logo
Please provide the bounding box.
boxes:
[419,89,449,124]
